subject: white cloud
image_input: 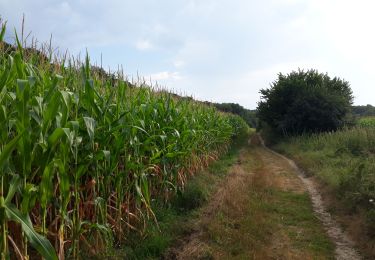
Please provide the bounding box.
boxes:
[173,60,185,68]
[135,39,154,51]
[149,71,182,81]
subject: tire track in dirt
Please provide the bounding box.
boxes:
[259,135,362,260]
[165,135,361,259]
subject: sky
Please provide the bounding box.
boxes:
[1,0,375,109]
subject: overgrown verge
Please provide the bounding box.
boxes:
[0,22,249,259]
[114,131,252,259]
[272,127,375,258]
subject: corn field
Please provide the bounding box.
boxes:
[0,23,249,260]
[358,117,375,127]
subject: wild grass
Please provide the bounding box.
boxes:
[0,22,249,259]
[274,127,375,240]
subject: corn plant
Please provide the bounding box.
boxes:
[358,117,375,127]
[0,22,249,259]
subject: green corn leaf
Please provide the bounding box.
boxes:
[5,203,58,260]
[43,77,60,104]
[83,117,96,141]
[151,151,162,161]
[5,174,21,204]
[132,125,149,136]
[88,223,112,237]
[84,79,102,117]
[55,74,63,80]
[14,30,22,49]
[13,52,24,78]
[75,164,87,179]
[48,127,65,146]
[0,64,10,91]
[0,21,6,42]
[21,183,38,214]
[0,106,6,128]
[0,131,24,168]
[14,31,23,59]
[68,120,79,132]
[43,93,60,133]
[27,76,36,87]
[40,164,53,210]
[174,129,180,138]
[141,175,150,205]
[16,79,28,95]
[59,90,71,108]
[166,152,176,158]
[62,128,73,145]
[54,159,70,209]
[102,150,110,163]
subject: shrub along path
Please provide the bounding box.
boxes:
[165,135,360,260]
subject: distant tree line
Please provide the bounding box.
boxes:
[211,102,258,128]
[352,104,375,117]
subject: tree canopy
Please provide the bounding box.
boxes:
[352,104,375,117]
[257,69,353,136]
[213,102,257,128]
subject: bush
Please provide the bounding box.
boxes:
[257,69,353,136]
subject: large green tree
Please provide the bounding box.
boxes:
[257,69,353,136]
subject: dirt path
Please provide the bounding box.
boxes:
[260,138,361,260]
[165,135,361,260]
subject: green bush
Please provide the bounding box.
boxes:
[257,69,353,136]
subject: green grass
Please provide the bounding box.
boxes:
[218,187,334,258]
[265,190,334,255]
[259,190,332,255]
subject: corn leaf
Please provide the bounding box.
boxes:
[5,203,58,260]
[0,131,24,168]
